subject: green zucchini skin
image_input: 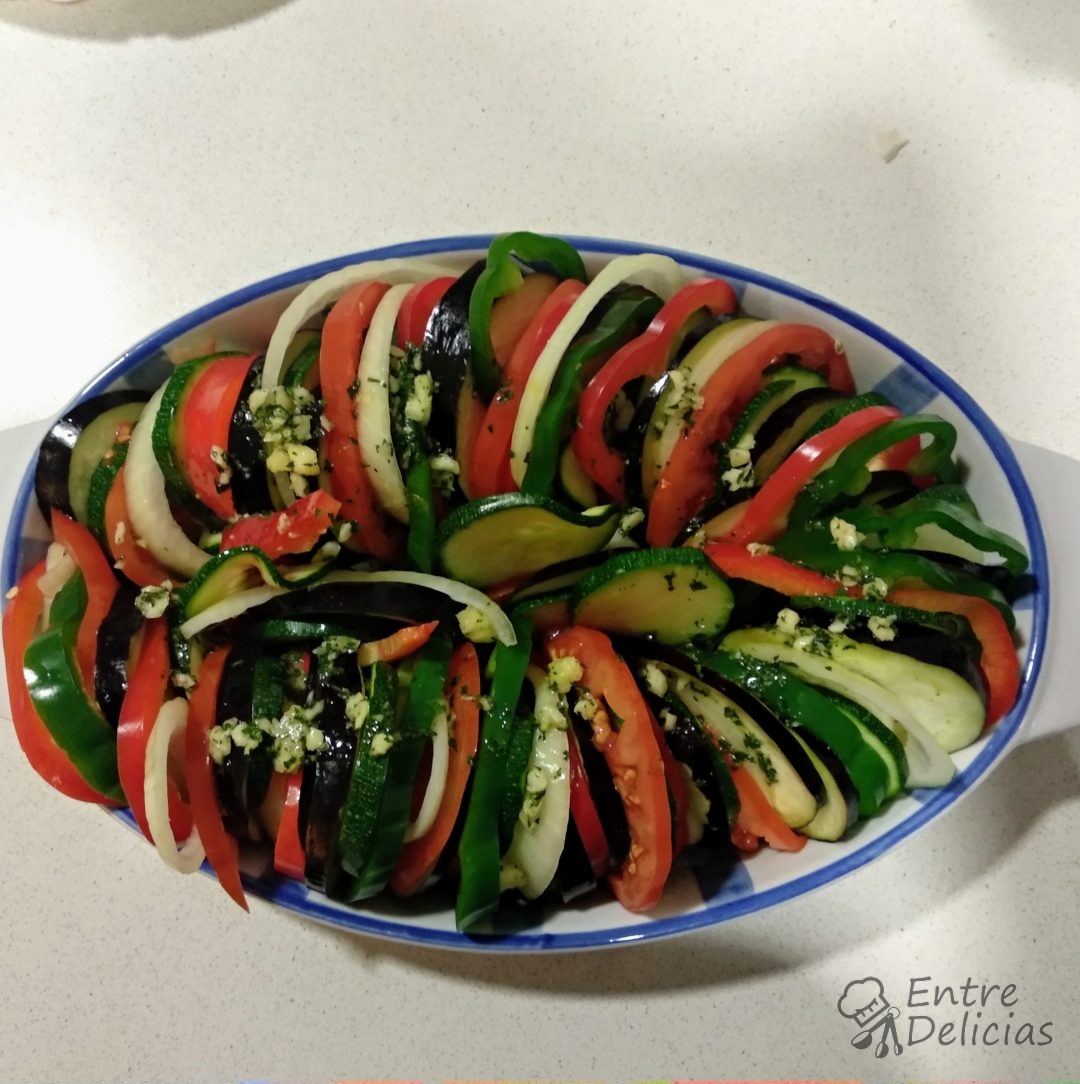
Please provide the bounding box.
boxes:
[437,493,620,587]
[571,547,734,645]
[35,391,147,523]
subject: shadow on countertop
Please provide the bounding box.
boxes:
[968,0,1080,85]
[0,0,295,39]
[318,725,1080,995]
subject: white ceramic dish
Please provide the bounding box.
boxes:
[2,234,1076,952]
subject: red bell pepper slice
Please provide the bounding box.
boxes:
[273,770,306,880]
[703,540,842,597]
[177,353,257,521]
[356,620,439,667]
[3,561,119,803]
[389,642,481,895]
[646,324,856,547]
[721,404,901,546]
[573,277,739,501]
[103,462,175,588]
[185,645,248,910]
[728,759,806,852]
[566,726,610,878]
[319,280,403,561]
[50,510,118,697]
[116,618,193,842]
[219,489,341,560]
[469,279,585,498]
[546,626,673,912]
[396,276,455,348]
[887,587,1019,726]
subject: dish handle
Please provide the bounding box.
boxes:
[1009,439,1080,745]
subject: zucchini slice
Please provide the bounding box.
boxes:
[437,493,620,587]
[652,660,820,830]
[35,391,147,524]
[722,626,961,786]
[571,548,733,645]
[788,729,858,842]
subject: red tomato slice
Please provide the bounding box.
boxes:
[273,770,306,880]
[185,646,248,910]
[219,489,341,560]
[887,587,1019,726]
[319,280,403,561]
[650,710,690,856]
[647,324,855,547]
[396,277,455,348]
[50,510,118,697]
[103,462,175,588]
[728,760,806,852]
[721,404,901,546]
[117,619,193,843]
[2,561,118,803]
[546,626,673,912]
[469,279,585,498]
[573,277,738,501]
[356,621,439,667]
[176,354,256,521]
[703,540,842,597]
[390,642,482,895]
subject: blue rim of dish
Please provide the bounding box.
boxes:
[2,234,1050,953]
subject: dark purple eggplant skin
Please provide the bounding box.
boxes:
[421,259,486,453]
[227,356,273,515]
[94,585,143,729]
[35,390,148,519]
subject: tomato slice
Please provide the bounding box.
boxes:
[185,646,248,910]
[219,489,341,560]
[546,626,672,912]
[396,277,455,348]
[319,280,403,561]
[728,760,806,852]
[273,770,306,880]
[176,353,256,521]
[650,710,690,856]
[887,587,1020,725]
[469,279,585,498]
[647,324,855,547]
[389,642,481,895]
[50,510,118,697]
[117,618,193,843]
[356,621,440,666]
[103,462,175,588]
[703,540,842,597]
[573,277,738,501]
[720,404,900,546]
[3,561,118,803]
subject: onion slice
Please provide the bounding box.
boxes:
[124,384,210,579]
[144,698,205,874]
[402,707,450,842]
[356,283,413,523]
[261,258,462,389]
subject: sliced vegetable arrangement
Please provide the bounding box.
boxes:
[3,233,1031,933]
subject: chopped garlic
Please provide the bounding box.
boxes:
[776,608,801,636]
[829,516,864,552]
[868,615,897,642]
[547,656,583,695]
[457,606,497,643]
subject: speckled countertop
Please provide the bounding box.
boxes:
[1,2,1079,1081]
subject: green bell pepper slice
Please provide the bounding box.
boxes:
[468,232,587,402]
[520,284,663,497]
[455,610,534,931]
[23,571,123,801]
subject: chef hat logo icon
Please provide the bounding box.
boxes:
[838,976,904,1057]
